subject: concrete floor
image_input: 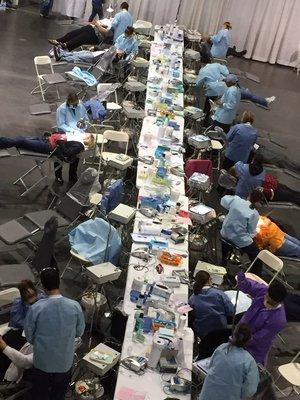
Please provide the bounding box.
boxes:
[0,2,299,399]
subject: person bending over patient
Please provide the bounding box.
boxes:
[56,93,88,133]
[198,324,259,400]
[189,271,234,339]
[0,131,94,184]
[255,216,300,258]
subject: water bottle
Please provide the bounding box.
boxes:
[134,312,144,332]
[156,154,167,179]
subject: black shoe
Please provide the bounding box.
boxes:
[240,50,247,57]
[55,177,64,185]
[53,46,61,62]
[43,131,51,138]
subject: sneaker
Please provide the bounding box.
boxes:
[48,39,60,46]
[266,96,276,105]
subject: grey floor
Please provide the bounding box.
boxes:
[0,2,299,399]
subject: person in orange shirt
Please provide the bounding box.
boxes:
[254,216,300,258]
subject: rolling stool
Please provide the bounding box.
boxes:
[221,238,243,268]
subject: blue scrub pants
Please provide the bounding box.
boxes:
[0,136,50,153]
[241,88,268,108]
[276,235,300,258]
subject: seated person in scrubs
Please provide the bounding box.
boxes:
[53,27,138,63]
[0,281,41,381]
[56,93,88,133]
[230,154,266,200]
[212,74,241,133]
[220,189,264,275]
[223,111,257,170]
[237,272,287,365]
[255,216,300,258]
[199,323,259,400]
[188,271,234,339]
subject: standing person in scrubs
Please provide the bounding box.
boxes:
[223,111,258,170]
[211,21,232,59]
[213,74,241,133]
[198,324,259,400]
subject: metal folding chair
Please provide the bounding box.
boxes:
[245,250,284,285]
[13,148,63,197]
[31,56,65,101]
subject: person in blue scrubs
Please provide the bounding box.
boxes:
[56,93,88,133]
[24,268,85,400]
[211,21,232,59]
[231,155,266,200]
[223,111,258,170]
[198,323,259,400]
[196,62,276,126]
[53,26,138,64]
[96,1,134,43]
[220,189,264,275]
[189,270,234,339]
[213,74,241,133]
[196,62,230,125]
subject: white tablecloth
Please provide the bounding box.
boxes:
[114,25,192,399]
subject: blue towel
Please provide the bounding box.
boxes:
[68,66,97,87]
[69,217,121,264]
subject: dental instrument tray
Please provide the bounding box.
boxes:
[188,134,211,150]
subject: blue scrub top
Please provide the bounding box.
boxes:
[111,10,133,42]
[225,123,258,163]
[56,101,88,132]
[196,63,229,97]
[199,343,259,400]
[189,287,234,338]
[211,28,230,58]
[115,33,139,59]
[235,162,266,199]
[214,85,241,124]
[220,195,259,248]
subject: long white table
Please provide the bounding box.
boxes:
[114,25,193,400]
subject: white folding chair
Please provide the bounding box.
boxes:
[275,351,300,396]
[245,249,284,285]
[31,56,61,101]
[99,130,132,173]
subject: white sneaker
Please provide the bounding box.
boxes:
[266,96,276,105]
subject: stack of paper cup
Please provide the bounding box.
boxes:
[148,336,166,369]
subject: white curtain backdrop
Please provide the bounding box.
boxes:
[177,0,300,66]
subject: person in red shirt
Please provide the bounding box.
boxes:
[0,132,94,184]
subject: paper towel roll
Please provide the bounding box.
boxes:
[177,315,187,333]
[148,337,166,369]
[131,277,144,292]
[158,126,166,138]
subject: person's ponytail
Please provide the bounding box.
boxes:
[231,324,252,348]
[193,271,210,295]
